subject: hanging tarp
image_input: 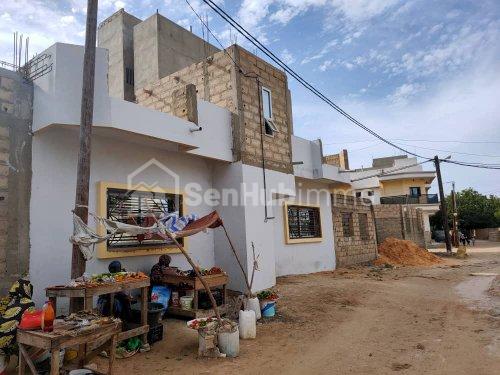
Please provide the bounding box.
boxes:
[170,211,223,238]
[70,211,223,259]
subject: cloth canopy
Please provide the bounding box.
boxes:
[171,211,223,238]
[70,211,224,260]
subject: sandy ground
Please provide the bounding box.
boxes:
[8,241,500,374]
[109,240,500,374]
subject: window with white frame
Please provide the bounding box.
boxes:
[261,86,277,135]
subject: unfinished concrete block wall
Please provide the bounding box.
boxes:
[98,9,141,101]
[0,68,32,294]
[372,204,426,248]
[135,48,234,121]
[237,47,293,174]
[136,45,294,174]
[488,228,500,242]
[332,194,378,267]
[133,12,219,92]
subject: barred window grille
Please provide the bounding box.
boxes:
[106,188,183,250]
[287,205,322,239]
[358,213,370,240]
[341,212,354,237]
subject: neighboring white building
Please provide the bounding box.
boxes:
[28,43,352,304]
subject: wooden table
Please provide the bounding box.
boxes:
[17,320,121,375]
[46,278,150,342]
[159,273,228,318]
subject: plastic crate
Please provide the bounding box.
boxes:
[147,323,164,345]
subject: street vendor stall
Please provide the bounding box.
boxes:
[159,271,228,319]
[17,314,120,375]
[45,272,150,342]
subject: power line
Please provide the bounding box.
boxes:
[442,159,500,169]
[193,0,500,171]
[394,142,500,158]
[324,138,500,145]
[197,0,434,160]
[350,159,434,182]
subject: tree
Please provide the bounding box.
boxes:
[430,188,500,231]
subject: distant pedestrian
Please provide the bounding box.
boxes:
[460,233,466,246]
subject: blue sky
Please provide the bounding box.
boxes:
[1,0,499,195]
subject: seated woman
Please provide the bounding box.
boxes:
[97,261,132,321]
[0,278,35,374]
[150,255,180,285]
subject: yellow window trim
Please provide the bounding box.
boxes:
[283,201,323,245]
[96,181,186,259]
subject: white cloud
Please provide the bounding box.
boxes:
[391,21,499,78]
[330,0,400,22]
[281,48,295,64]
[114,1,126,10]
[301,39,337,64]
[387,82,425,105]
[319,59,334,71]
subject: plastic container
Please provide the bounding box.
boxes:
[171,291,180,307]
[261,301,276,317]
[244,297,261,320]
[41,301,55,332]
[218,327,240,358]
[130,302,165,326]
[238,310,256,339]
[180,296,193,310]
[147,323,164,344]
[69,370,93,375]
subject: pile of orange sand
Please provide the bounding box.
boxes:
[373,237,442,266]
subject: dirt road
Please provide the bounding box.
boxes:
[116,241,500,374]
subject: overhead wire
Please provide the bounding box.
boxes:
[350,159,434,182]
[189,0,500,170]
[323,138,500,145]
[393,142,500,158]
[197,0,435,159]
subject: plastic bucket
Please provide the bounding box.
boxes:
[244,297,261,320]
[180,296,193,310]
[218,328,240,358]
[261,301,276,317]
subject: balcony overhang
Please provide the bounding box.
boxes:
[379,171,435,184]
[31,42,233,163]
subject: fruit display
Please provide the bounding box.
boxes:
[185,267,225,278]
[257,290,279,301]
[187,317,215,330]
[68,271,149,288]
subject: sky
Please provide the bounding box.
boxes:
[1,0,499,196]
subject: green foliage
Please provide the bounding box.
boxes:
[430,188,500,231]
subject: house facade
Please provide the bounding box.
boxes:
[325,151,439,248]
[1,9,379,302]
[6,8,372,304]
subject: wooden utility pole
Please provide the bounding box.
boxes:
[434,156,452,253]
[451,182,459,247]
[71,0,98,282]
